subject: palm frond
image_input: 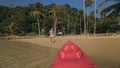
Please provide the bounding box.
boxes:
[85,0,94,7]
[99,0,119,7]
[100,2,120,16]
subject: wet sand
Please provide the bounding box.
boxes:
[0,36,120,68]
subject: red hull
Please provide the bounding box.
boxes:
[51,41,96,68]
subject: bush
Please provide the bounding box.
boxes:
[26,32,37,36]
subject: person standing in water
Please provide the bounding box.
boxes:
[49,28,55,43]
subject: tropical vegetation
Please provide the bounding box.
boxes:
[0,0,119,36]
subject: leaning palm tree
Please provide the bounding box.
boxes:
[99,0,119,7]
[99,0,120,17]
[99,0,120,33]
[29,10,45,35]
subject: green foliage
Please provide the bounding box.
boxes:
[0,1,119,36]
[85,0,94,7]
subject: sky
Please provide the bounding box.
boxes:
[0,0,114,17]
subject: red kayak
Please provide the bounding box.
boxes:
[51,41,96,68]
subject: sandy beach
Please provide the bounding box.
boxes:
[0,36,120,68]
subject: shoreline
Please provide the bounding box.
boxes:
[0,34,120,40]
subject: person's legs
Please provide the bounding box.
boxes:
[50,37,52,42]
[52,36,56,43]
[50,36,55,43]
[52,37,54,42]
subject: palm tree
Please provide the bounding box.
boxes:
[50,8,57,36]
[8,22,15,35]
[49,4,62,35]
[83,0,93,34]
[66,14,70,35]
[93,0,97,34]
[29,10,45,35]
[83,0,87,34]
[88,11,95,33]
[7,7,25,35]
[62,4,71,35]
[66,10,74,35]
[78,10,84,34]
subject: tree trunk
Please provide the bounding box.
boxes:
[9,22,14,35]
[80,16,82,34]
[53,11,57,36]
[67,15,70,35]
[87,17,88,33]
[83,0,87,34]
[37,16,41,35]
[93,0,96,35]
